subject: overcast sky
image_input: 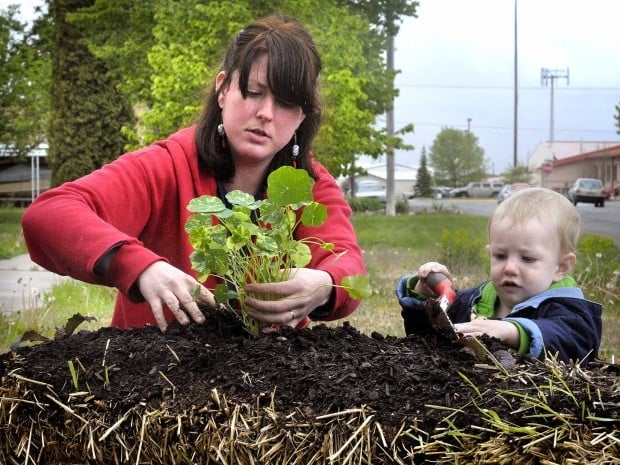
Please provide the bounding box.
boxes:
[392,0,620,173]
[13,0,620,174]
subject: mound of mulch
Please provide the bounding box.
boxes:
[1,312,618,464]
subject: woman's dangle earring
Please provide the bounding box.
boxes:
[217,122,226,149]
[291,132,300,167]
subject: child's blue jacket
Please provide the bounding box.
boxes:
[398,279,602,365]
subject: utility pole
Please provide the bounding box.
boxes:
[385,33,396,216]
[541,68,569,142]
[513,0,518,166]
[466,118,471,133]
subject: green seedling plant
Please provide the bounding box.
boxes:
[186,166,371,335]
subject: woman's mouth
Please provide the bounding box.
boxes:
[248,128,269,138]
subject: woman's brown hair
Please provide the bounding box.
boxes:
[195,14,322,181]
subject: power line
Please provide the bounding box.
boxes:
[394,120,617,135]
[396,83,620,91]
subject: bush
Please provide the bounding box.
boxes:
[574,234,620,328]
[437,228,488,275]
[395,198,410,214]
[347,197,384,213]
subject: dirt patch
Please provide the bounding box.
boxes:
[1,310,618,464]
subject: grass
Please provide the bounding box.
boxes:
[0,208,28,259]
[0,207,618,359]
[0,280,115,350]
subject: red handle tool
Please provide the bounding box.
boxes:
[424,272,459,340]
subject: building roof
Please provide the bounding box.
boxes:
[554,143,620,167]
[528,140,619,170]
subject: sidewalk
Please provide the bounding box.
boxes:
[0,254,70,314]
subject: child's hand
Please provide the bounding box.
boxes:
[416,262,451,296]
[454,320,520,349]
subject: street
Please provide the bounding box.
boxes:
[408,197,620,246]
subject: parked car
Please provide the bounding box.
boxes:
[432,186,453,198]
[352,180,386,202]
[450,181,504,198]
[497,182,530,203]
[567,178,605,207]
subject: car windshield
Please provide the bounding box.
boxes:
[580,180,602,189]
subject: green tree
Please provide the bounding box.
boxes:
[501,163,533,184]
[415,146,432,197]
[48,0,134,186]
[68,0,414,178]
[615,102,620,134]
[68,0,157,106]
[0,4,50,156]
[429,127,486,187]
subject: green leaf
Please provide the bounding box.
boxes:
[300,202,327,227]
[201,246,230,276]
[226,225,252,250]
[288,241,312,268]
[185,212,211,231]
[319,242,335,251]
[267,166,314,207]
[214,283,236,304]
[259,201,286,226]
[228,209,253,227]
[341,274,372,299]
[189,250,214,281]
[187,196,227,215]
[226,190,261,209]
[254,235,279,256]
[188,223,228,251]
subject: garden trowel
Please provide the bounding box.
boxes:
[424,272,459,341]
[424,273,516,368]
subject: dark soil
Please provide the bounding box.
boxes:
[1,309,619,463]
[4,315,495,433]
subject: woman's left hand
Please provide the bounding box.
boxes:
[244,268,333,327]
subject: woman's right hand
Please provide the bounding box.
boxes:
[137,261,216,331]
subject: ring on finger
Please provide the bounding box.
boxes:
[289,309,295,321]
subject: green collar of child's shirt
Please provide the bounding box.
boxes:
[472,275,577,318]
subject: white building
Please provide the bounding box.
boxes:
[527,140,619,189]
[340,160,427,199]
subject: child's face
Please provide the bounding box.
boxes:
[487,215,572,311]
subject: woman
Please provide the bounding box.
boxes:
[22,14,365,331]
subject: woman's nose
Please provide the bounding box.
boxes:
[256,96,275,121]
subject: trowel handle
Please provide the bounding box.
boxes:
[425,272,449,288]
[426,272,457,304]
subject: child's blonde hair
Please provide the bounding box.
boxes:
[490,187,581,254]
